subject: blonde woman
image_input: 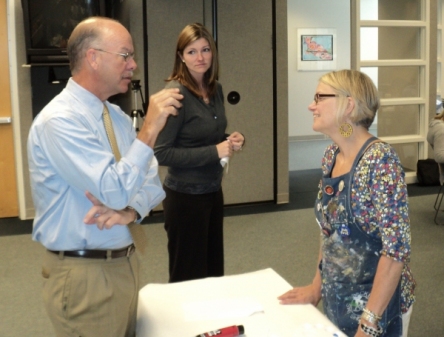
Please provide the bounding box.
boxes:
[279,70,415,337]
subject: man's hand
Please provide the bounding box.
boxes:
[137,88,183,148]
[83,191,135,230]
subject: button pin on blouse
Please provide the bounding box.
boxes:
[339,224,351,237]
[324,185,334,195]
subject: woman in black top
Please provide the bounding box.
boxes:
[154,23,244,283]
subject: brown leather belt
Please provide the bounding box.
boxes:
[48,244,135,259]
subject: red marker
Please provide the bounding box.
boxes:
[196,325,245,337]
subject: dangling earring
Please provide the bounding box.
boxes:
[339,123,353,137]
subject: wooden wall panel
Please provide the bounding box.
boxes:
[0,0,19,217]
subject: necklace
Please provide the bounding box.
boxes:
[199,83,209,104]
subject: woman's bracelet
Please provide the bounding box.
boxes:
[360,322,383,337]
[362,308,382,325]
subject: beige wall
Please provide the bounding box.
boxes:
[9,0,289,218]
[8,0,438,217]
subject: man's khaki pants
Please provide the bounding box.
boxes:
[41,249,139,337]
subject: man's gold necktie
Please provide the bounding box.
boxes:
[103,104,148,254]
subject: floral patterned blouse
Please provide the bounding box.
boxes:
[321,142,416,313]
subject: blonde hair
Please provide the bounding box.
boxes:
[319,69,380,129]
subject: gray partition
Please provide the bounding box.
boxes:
[145,0,205,94]
[217,0,274,204]
[142,0,286,208]
[144,1,209,211]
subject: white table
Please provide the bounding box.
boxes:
[137,268,346,337]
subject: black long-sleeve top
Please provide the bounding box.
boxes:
[154,80,228,194]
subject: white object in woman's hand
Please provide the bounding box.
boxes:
[220,157,229,167]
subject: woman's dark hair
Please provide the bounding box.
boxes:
[167,23,219,98]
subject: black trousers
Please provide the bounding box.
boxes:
[162,185,224,283]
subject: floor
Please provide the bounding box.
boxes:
[0,169,439,236]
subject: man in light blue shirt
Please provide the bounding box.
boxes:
[27,17,182,337]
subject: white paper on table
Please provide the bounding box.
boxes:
[182,297,264,321]
[292,323,343,337]
[137,269,347,337]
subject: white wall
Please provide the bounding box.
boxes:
[287,0,351,170]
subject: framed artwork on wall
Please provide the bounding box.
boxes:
[297,28,337,71]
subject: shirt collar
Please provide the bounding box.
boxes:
[66,78,108,121]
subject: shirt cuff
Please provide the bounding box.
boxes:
[125,138,154,173]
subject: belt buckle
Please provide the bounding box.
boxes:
[126,244,135,257]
